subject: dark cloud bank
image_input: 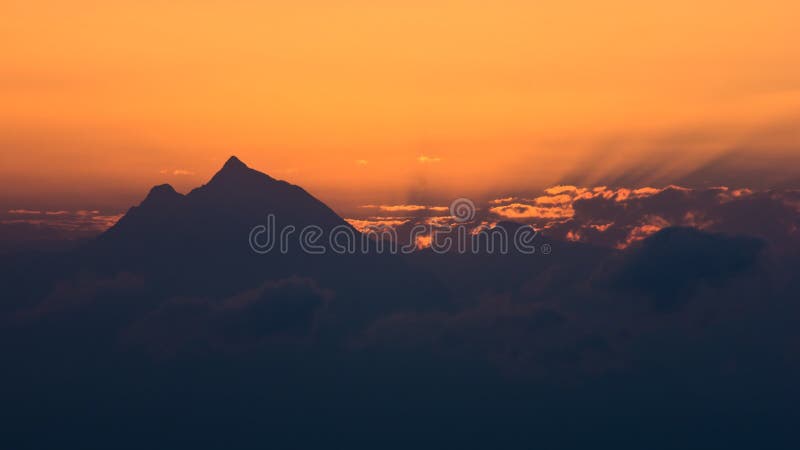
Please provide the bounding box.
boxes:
[2,158,800,449]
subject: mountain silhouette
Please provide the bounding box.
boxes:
[76,155,447,318]
[104,156,352,246]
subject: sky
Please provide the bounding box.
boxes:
[2,0,800,214]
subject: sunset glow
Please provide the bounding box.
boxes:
[4,3,800,445]
[3,0,800,214]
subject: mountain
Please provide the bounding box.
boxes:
[76,156,447,317]
[89,156,350,260]
[102,156,352,246]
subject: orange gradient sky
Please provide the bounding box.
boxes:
[2,0,800,213]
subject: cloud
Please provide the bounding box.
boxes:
[487,185,670,229]
[17,272,145,319]
[415,234,432,249]
[616,215,671,249]
[358,296,623,378]
[483,184,799,249]
[3,202,799,445]
[345,218,410,232]
[489,196,516,204]
[489,202,574,220]
[343,184,797,253]
[378,204,427,212]
[90,213,125,229]
[0,209,123,250]
[360,204,448,213]
[159,168,195,175]
[533,194,573,205]
[345,185,798,252]
[123,277,332,356]
[606,227,766,311]
[544,185,583,196]
[355,159,368,166]
[417,155,442,164]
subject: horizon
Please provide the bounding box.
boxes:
[4,154,794,252]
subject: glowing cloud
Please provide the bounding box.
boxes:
[417,156,442,164]
[361,204,446,213]
[618,216,671,249]
[490,197,516,204]
[489,203,574,220]
[346,218,409,232]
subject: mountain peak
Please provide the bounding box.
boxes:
[221,155,248,171]
[201,155,275,192]
[138,184,184,210]
[213,155,269,180]
[144,183,180,201]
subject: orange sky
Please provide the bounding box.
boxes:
[2,0,800,213]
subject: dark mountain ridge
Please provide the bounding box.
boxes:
[71,156,448,320]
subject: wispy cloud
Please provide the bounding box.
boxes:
[378,205,427,212]
[361,204,448,213]
[489,197,516,204]
[159,169,195,176]
[345,218,410,232]
[417,155,442,164]
[2,209,123,235]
